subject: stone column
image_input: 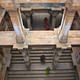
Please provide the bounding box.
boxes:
[2,48,11,67]
[52,48,62,70]
[49,12,57,30]
[26,13,32,30]
[21,49,30,70]
[51,14,56,29]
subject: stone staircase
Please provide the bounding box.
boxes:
[7,45,76,80]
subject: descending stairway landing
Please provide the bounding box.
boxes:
[7,46,76,80]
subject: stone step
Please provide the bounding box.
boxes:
[11,59,72,64]
[11,54,71,58]
[29,46,54,51]
[11,53,71,58]
[12,54,23,57]
[30,60,72,63]
[11,56,72,61]
[12,53,53,57]
[30,56,72,60]
[8,70,75,75]
[11,51,21,54]
[11,50,54,54]
[11,58,24,61]
[30,54,53,57]
[9,64,27,70]
[11,50,72,54]
[30,51,54,54]
[8,77,75,80]
[8,73,75,78]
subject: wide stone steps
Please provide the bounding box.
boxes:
[7,47,75,80]
[11,55,72,64]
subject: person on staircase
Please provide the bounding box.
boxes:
[44,17,50,30]
[40,55,45,64]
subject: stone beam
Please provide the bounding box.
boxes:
[0,0,66,4]
[0,31,80,48]
[15,0,66,3]
[58,9,75,43]
[9,10,25,43]
[0,0,17,10]
[0,0,66,11]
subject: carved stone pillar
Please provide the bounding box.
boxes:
[21,49,30,70]
[26,13,32,30]
[52,48,62,70]
[49,11,57,30]
[51,14,56,29]
[2,48,11,67]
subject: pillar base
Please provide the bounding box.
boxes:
[16,36,25,43]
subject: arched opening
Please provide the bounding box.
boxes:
[32,13,51,30]
[71,12,80,30]
[0,11,13,31]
